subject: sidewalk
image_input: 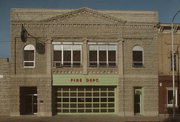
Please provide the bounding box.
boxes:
[0,115,178,122]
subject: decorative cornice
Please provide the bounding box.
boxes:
[41,7,125,24]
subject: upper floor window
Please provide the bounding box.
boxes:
[23,44,35,68]
[132,46,143,67]
[171,53,177,71]
[89,43,117,67]
[53,42,82,67]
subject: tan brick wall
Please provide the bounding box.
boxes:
[117,23,159,116]
[0,58,10,115]
[9,8,159,116]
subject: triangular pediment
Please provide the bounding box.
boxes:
[42,8,124,24]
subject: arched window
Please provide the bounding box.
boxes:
[132,46,143,67]
[23,44,35,67]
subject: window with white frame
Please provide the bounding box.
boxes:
[167,88,178,107]
[89,43,117,67]
[132,46,143,67]
[23,44,35,67]
[53,42,82,67]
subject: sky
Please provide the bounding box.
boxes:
[1,0,180,58]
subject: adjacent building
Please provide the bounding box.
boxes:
[158,24,180,115]
[0,8,159,116]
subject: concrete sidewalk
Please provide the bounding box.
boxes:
[0,115,178,122]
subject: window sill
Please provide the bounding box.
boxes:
[167,105,178,108]
[53,66,83,68]
[24,66,35,68]
[89,66,118,68]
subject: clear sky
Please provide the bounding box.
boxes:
[1,0,180,58]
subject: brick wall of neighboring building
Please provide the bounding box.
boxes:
[0,58,9,115]
[158,24,180,115]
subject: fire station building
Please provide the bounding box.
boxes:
[0,8,159,116]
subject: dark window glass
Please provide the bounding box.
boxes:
[89,51,97,67]
[70,104,76,108]
[78,104,84,108]
[168,90,173,104]
[53,51,62,67]
[63,109,69,113]
[70,93,76,96]
[86,92,92,96]
[99,51,106,66]
[101,98,107,102]
[108,98,114,102]
[133,51,143,67]
[63,104,69,107]
[63,98,69,102]
[78,98,84,102]
[93,104,99,107]
[63,51,71,67]
[101,109,107,112]
[73,51,81,66]
[108,51,116,66]
[24,62,34,66]
[171,53,177,71]
[53,51,61,61]
[24,50,34,61]
[101,104,107,107]
[86,98,92,102]
[93,92,99,96]
[24,50,34,66]
[70,98,77,102]
[86,104,92,107]
[86,109,92,112]
[63,92,69,96]
[93,98,99,102]
[108,109,114,112]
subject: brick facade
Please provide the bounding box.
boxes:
[0,8,159,116]
[158,24,180,115]
[0,58,10,115]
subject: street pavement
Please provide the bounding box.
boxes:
[0,115,178,122]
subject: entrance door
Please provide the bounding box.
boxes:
[20,87,37,115]
[134,87,142,115]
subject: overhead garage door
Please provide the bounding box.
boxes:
[54,86,116,114]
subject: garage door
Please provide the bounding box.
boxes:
[54,86,115,114]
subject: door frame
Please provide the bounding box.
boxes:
[20,87,38,115]
[134,87,143,115]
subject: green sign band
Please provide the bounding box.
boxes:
[53,75,118,86]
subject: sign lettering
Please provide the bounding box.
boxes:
[70,78,99,83]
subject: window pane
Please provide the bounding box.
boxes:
[89,51,97,66]
[108,51,116,66]
[133,51,143,66]
[54,45,62,50]
[99,45,106,50]
[53,51,62,67]
[99,51,106,66]
[53,51,61,61]
[63,45,72,50]
[73,51,81,66]
[133,51,142,61]
[24,62,34,66]
[108,45,116,50]
[168,90,173,104]
[24,50,34,61]
[171,53,177,71]
[64,51,71,66]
